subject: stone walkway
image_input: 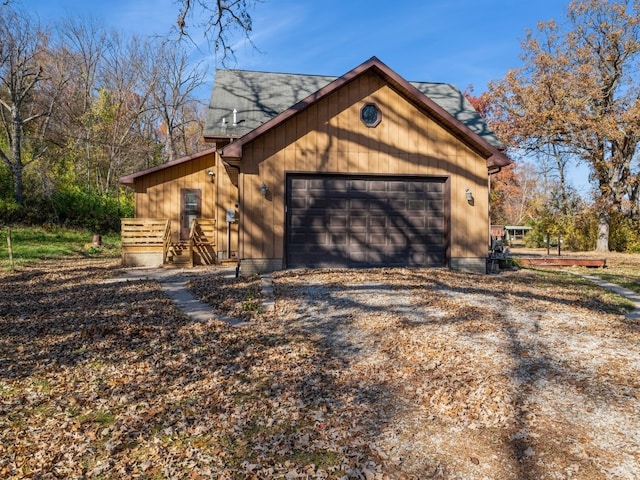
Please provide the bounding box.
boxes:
[102,267,253,326]
[579,273,640,321]
[104,267,640,325]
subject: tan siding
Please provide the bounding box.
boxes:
[130,151,217,246]
[239,70,490,264]
[214,155,239,259]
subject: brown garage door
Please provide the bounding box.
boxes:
[286,175,448,268]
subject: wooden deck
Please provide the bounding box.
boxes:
[121,218,171,267]
[121,218,216,267]
[519,257,607,268]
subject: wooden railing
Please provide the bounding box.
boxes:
[121,218,216,267]
[189,218,216,265]
[121,218,171,267]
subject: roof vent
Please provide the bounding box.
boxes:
[232,108,237,127]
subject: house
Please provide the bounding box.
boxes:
[119,56,511,273]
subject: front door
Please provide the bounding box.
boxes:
[180,188,201,240]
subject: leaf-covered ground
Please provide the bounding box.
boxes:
[1,258,639,479]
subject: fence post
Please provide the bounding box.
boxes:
[7,227,14,271]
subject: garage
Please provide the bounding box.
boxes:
[286,174,449,268]
[206,57,512,275]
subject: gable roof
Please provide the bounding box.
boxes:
[119,147,216,185]
[205,69,503,149]
[206,57,511,170]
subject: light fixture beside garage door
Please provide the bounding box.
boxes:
[360,103,381,127]
[465,187,474,205]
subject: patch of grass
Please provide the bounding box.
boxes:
[32,378,52,393]
[241,279,263,313]
[0,225,121,270]
[585,271,640,295]
[79,410,116,426]
[568,258,640,298]
[0,382,17,397]
[512,268,636,314]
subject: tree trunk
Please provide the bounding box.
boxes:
[11,163,24,206]
[10,117,24,206]
[596,209,610,252]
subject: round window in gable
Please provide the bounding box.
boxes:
[360,103,381,127]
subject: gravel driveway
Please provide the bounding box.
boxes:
[265,267,640,479]
[3,259,638,479]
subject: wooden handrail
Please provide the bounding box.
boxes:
[121,218,215,267]
[162,219,171,263]
[188,217,197,259]
[189,218,217,265]
[190,218,216,245]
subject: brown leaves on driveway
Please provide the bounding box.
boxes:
[1,259,639,479]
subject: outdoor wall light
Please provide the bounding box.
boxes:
[207,170,215,183]
[260,182,268,196]
[465,188,474,204]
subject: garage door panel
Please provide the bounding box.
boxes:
[287,175,447,268]
[350,231,368,244]
[289,197,308,209]
[289,214,325,228]
[330,233,347,245]
[388,182,407,192]
[290,232,327,245]
[409,218,426,229]
[349,198,370,209]
[369,234,388,245]
[349,215,367,228]
[369,215,386,228]
[429,217,445,229]
[388,199,408,210]
[330,215,347,228]
[407,200,426,210]
[387,233,408,246]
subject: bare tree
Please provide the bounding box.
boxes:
[89,34,158,193]
[54,17,110,188]
[0,5,54,206]
[174,0,259,63]
[148,41,207,162]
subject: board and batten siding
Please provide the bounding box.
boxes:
[133,152,217,244]
[238,70,489,270]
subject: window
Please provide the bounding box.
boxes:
[360,103,381,127]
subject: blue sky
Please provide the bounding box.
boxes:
[24,0,589,193]
[28,0,567,93]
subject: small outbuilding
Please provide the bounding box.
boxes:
[120,56,511,273]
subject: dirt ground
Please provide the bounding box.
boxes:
[1,255,639,479]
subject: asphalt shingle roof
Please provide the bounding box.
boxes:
[204,68,503,149]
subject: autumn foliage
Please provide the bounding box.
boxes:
[485,0,640,251]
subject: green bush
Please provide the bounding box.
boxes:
[525,209,640,253]
[52,187,133,233]
[563,211,597,251]
[609,213,640,253]
[0,197,21,222]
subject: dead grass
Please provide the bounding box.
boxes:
[511,247,640,295]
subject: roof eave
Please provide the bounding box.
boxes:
[118,146,217,185]
[220,56,514,171]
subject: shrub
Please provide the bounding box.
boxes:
[52,187,133,234]
[609,213,640,253]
